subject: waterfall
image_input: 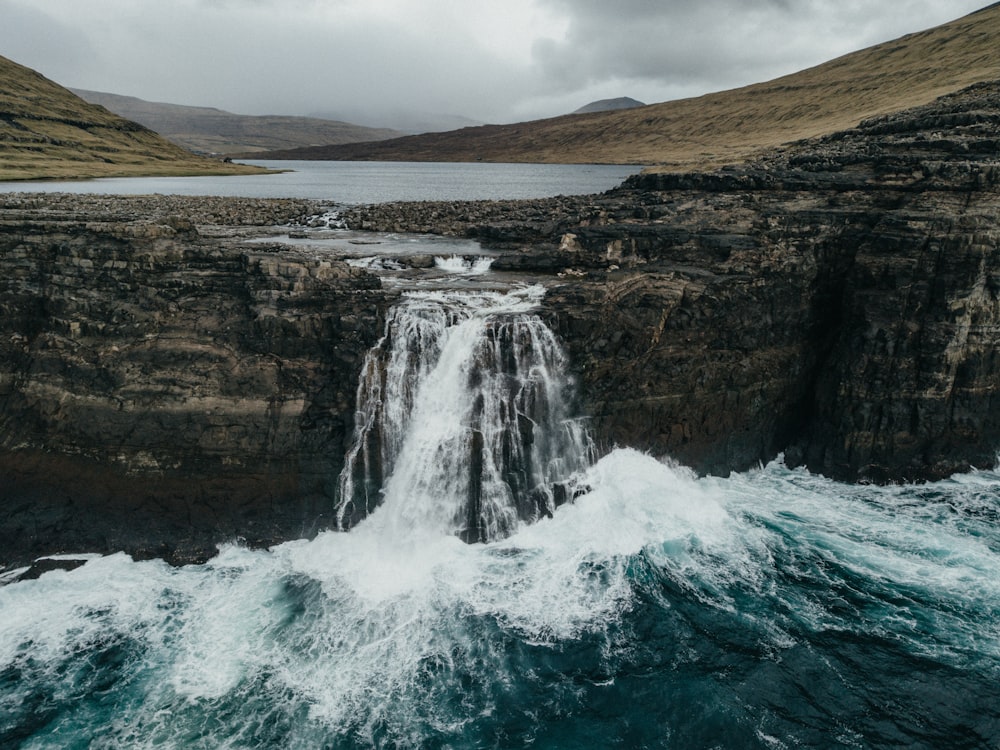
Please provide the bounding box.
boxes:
[336,285,593,542]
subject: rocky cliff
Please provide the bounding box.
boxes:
[3,81,1000,567]
[342,81,1000,483]
[0,196,387,565]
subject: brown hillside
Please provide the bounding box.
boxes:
[252,3,1000,169]
[71,89,404,155]
[0,55,267,181]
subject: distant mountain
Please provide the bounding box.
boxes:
[308,109,483,135]
[71,89,404,155]
[0,55,263,181]
[248,4,1000,169]
[573,97,646,114]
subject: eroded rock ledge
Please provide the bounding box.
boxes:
[343,81,1000,483]
[3,82,1000,567]
[0,196,387,565]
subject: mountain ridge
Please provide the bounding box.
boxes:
[573,97,646,114]
[71,89,405,155]
[246,4,1000,168]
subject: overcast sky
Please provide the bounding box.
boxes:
[0,0,991,129]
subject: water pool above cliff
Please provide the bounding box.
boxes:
[0,161,644,203]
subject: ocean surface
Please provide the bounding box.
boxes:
[3,454,999,748]
[3,285,1000,749]
[0,161,643,203]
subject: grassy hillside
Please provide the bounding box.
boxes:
[0,55,267,181]
[71,89,404,155]
[254,3,1000,169]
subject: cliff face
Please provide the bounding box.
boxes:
[0,197,387,564]
[542,182,1000,482]
[3,83,1000,567]
[343,81,1000,483]
[556,83,1000,482]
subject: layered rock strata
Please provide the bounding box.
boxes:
[0,196,386,565]
[343,81,1000,483]
[3,82,1000,566]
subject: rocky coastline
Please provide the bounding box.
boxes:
[0,195,387,566]
[342,81,1000,482]
[3,81,1000,569]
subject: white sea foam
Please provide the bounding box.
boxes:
[3,452,1000,746]
[5,282,1000,746]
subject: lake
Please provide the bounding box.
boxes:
[0,160,644,203]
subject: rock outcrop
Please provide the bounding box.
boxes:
[0,196,387,565]
[343,81,1000,483]
[3,82,1000,567]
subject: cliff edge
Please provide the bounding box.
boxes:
[343,81,1000,483]
[0,197,386,564]
[3,82,1000,567]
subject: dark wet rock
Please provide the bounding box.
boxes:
[341,81,1000,482]
[4,83,1000,566]
[0,195,389,567]
[14,557,89,582]
[398,254,436,269]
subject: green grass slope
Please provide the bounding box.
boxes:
[253,3,1000,169]
[0,55,267,181]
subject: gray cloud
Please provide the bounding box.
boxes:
[529,0,987,99]
[0,1,99,82]
[0,0,991,126]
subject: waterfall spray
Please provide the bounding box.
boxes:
[336,286,593,542]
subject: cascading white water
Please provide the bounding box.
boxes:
[434,255,494,275]
[337,285,593,542]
